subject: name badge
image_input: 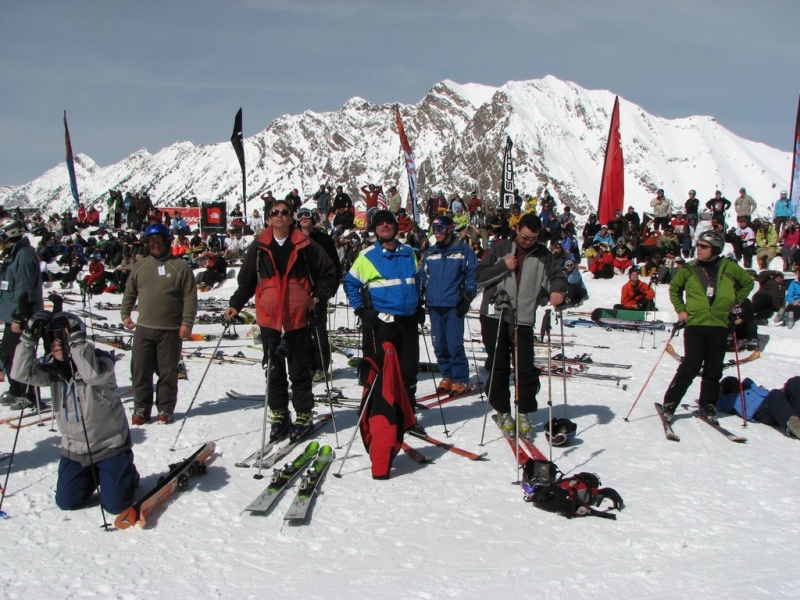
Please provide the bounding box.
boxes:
[158,265,166,276]
[706,285,714,297]
[0,280,8,291]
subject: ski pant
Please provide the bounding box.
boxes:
[1,325,33,399]
[362,314,419,408]
[261,327,314,414]
[428,306,469,383]
[56,451,137,515]
[131,326,182,416]
[663,326,728,409]
[307,300,331,373]
[480,315,540,414]
[755,377,800,431]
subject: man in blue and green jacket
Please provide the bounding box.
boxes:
[662,230,753,423]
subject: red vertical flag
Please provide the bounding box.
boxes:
[395,105,419,222]
[597,96,624,225]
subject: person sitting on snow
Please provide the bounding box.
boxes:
[615,270,656,310]
[717,375,800,439]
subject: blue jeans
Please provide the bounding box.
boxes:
[56,451,137,515]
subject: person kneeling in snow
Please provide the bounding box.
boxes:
[12,310,137,514]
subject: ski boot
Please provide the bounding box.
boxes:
[289,412,314,442]
[517,413,533,440]
[496,412,514,436]
[269,409,292,442]
[700,403,718,425]
[661,401,678,423]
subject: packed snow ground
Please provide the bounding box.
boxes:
[1,263,799,600]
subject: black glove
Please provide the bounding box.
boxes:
[25,310,53,340]
[416,304,426,327]
[730,304,744,321]
[355,307,381,330]
[456,293,472,318]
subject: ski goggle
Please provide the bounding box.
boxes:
[432,224,451,234]
[296,210,313,221]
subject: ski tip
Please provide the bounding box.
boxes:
[113,507,139,530]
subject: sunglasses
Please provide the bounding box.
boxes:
[696,243,712,250]
[518,231,538,241]
[270,209,291,217]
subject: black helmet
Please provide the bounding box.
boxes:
[370,210,397,234]
[45,312,85,345]
[544,418,577,447]
[697,230,725,254]
[0,217,25,244]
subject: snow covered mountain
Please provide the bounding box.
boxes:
[0,75,791,219]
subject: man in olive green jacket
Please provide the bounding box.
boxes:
[662,230,753,423]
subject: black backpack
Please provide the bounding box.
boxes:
[523,472,624,520]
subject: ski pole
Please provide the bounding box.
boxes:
[310,311,340,448]
[479,305,507,447]
[623,322,683,422]
[171,322,231,451]
[253,349,273,480]
[557,309,568,420]
[62,332,111,530]
[731,331,748,429]
[512,318,521,483]
[542,309,554,462]
[333,365,380,478]
[420,323,449,437]
[465,317,486,404]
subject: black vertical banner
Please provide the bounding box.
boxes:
[201,202,227,233]
[230,108,246,213]
[500,136,515,210]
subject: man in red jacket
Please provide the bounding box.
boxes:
[617,270,656,310]
[225,200,337,442]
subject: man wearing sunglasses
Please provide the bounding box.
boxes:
[225,200,337,442]
[419,215,477,396]
[475,213,567,438]
[661,230,753,424]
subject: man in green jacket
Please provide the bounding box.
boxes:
[662,230,753,424]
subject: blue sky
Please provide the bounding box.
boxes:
[1,0,798,186]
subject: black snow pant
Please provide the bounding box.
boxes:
[663,326,728,410]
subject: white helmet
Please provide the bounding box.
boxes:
[0,217,25,244]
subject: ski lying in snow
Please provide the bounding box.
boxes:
[418,382,484,409]
[245,442,320,514]
[283,445,335,521]
[226,390,359,407]
[236,414,331,468]
[407,430,487,461]
[654,403,680,442]
[76,309,107,321]
[1,406,53,426]
[115,441,215,529]
[693,411,747,443]
[491,414,531,465]
[401,442,432,463]
[549,353,632,369]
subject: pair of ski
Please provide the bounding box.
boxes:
[417,382,484,409]
[235,414,332,469]
[549,353,632,369]
[491,414,549,465]
[116,441,215,529]
[244,441,334,522]
[226,389,361,408]
[654,403,747,443]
